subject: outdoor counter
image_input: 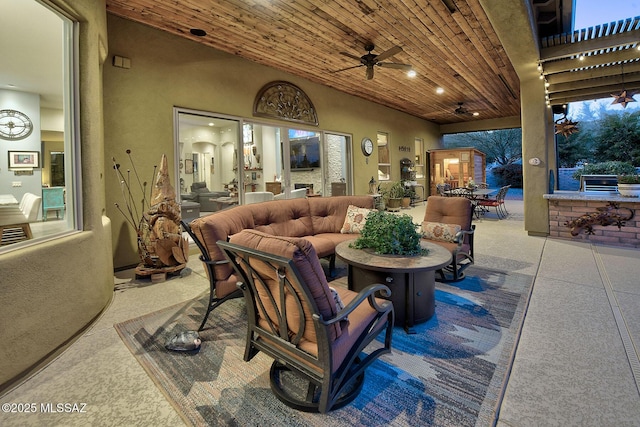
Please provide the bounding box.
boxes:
[544,191,640,248]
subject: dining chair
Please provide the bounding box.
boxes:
[477,185,510,219]
[436,183,451,196]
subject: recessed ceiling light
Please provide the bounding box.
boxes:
[407,70,417,78]
[436,87,444,94]
[190,28,207,37]
[208,122,214,126]
[472,112,479,116]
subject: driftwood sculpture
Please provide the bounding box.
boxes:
[113,152,189,278]
[565,202,634,236]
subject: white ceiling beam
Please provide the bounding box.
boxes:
[547,71,640,93]
[540,29,640,61]
[546,61,640,84]
[548,81,640,104]
[542,48,640,74]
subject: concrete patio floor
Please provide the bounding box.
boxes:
[1,196,639,426]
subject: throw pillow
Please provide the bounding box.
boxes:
[422,221,461,242]
[340,205,372,234]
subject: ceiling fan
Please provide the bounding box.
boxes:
[333,44,413,80]
[454,102,477,117]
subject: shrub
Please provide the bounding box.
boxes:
[350,211,426,256]
[571,161,637,180]
[491,163,523,188]
[617,174,640,184]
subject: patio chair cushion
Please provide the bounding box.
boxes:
[340,204,373,234]
[422,221,461,242]
[229,229,343,342]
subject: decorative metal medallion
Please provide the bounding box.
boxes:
[554,114,579,138]
[253,81,318,126]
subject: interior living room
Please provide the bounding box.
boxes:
[1,0,639,425]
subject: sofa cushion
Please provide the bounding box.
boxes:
[422,221,461,242]
[309,195,374,234]
[251,199,313,237]
[340,204,373,234]
[229,229,342,343]
[191,181,209,192]
[424,196,472,231]
[189,205,257,284]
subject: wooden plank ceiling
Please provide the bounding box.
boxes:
[541,17,640,107]
[105,0,522,125]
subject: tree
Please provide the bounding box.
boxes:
[592,111,640,165]
[444,128,522,165]
[557,120,597,167]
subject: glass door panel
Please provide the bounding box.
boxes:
[288,128,322,197]
[176,111,239,213]
[325,133,350,196]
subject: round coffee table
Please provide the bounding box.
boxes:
[335,240,452,333]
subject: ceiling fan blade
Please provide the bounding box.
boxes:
[375,45,403,62]
[331,64,364,73]
[377,62,412,70]
[339,51,364,61]
[366,66,374,80]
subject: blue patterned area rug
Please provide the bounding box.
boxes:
[115,266,533,426]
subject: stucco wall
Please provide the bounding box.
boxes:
[0,0,113,391]
[104,14,442,269]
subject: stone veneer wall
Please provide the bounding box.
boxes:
[548,199,640,248]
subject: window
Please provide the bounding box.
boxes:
[377,132,390,181]
[0,1,78,251]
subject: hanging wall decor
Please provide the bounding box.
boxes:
[611,62,636,108]
[554,114,579,138]
[253,81,318,126]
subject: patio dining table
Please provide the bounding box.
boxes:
[445,187,498,217]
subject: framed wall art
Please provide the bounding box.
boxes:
[8,151,40,168]
[184,158,194,174]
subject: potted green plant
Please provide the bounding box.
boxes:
[380,181,405,211]
[401,185,414,208]
[617,174,640,197]
[350,210,427,256]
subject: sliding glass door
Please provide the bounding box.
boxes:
[175,109,353,214]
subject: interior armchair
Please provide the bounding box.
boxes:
[218,229,394,413]
[422,195,475,282]
[187,182,230,212]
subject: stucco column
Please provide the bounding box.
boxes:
[521,77,552,235]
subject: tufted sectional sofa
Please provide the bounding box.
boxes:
[183,195,375,330]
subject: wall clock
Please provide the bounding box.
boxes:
[0,109,34,140]
[361,137,374,156]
